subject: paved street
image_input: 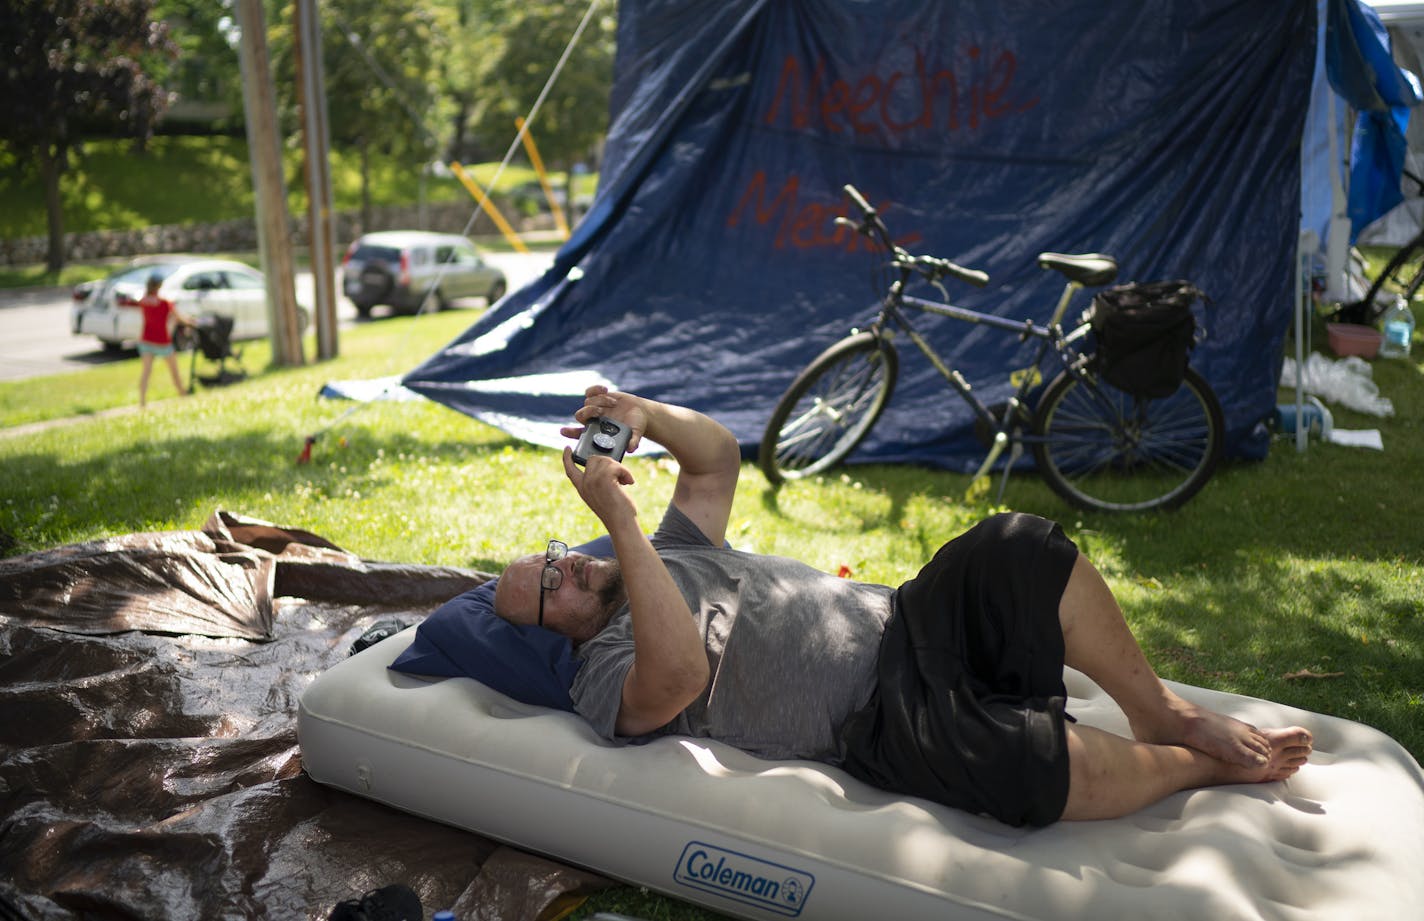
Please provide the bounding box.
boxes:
[0,252,553,382]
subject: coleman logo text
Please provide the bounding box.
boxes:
[674,842,814,916]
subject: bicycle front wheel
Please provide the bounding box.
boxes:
[1032,367,1223,512]
[759,332,898,484]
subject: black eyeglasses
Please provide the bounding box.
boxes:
[537,539,567,628]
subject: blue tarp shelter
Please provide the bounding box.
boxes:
[400,0,1404,472]
[1303,0,1421,299]
[1355,6,1424,248]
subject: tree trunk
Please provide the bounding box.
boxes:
[450,99,469,162]
[39,148,66,274]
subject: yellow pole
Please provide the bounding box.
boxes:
[448,161,531,254]
[516,117,571,239]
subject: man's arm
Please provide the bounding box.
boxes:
[560,387,739,736]
[562,386,740,547]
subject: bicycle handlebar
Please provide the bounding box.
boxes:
[838,185,891,245]
[841,183,990,288]
[904,254,990,289]
[843,184,876,218]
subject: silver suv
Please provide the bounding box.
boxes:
[340,231,507,317]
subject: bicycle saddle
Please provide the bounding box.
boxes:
[1037,253,1119,287]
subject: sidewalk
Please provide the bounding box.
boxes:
[1,403,147,439]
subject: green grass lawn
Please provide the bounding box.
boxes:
[0,138,593,291]
[2,305,1422,921]
[0,136,598,243]
[1,311,1422,752]
[0,136,462,237]
[6,320,1423,713]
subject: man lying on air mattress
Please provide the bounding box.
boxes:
[483,385,1312,828]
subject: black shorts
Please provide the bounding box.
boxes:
[838,512,1079,827]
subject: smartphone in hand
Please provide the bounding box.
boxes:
[573,417,632,466]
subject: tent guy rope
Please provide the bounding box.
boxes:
[297,0,603,466]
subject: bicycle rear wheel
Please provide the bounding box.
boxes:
[1031,367,1223,512]
[759,332,898,484]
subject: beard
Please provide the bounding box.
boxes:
[594,559,626,616]
[569,557,626,644]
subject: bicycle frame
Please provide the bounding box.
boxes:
[870,269,1096,486]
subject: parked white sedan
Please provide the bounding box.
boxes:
[71,256,309,351]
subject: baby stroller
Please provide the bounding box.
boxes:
[185,314,247,391]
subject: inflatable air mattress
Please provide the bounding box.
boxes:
[298,629,1424,921]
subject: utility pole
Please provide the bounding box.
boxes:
[235,0,304,367]
[294,0,339,361]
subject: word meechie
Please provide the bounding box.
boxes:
[761,44,1041,139]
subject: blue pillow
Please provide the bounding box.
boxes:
[388,536,616,711]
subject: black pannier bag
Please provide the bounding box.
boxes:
[1086,280,1207,398]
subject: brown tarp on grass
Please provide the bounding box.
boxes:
[0,511,612,920]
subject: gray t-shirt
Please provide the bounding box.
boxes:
[570,504,894,763]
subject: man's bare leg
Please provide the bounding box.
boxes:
[1057,553,1311,768]
[1060,723,1314,821]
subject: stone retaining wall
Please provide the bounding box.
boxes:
[0,199,551,267]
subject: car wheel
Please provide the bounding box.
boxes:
[101,339,125,353]
[421,287,448,313]
[352,299,375,319]
[487,279,507,304]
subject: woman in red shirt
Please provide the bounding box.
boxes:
[127,274,194,408]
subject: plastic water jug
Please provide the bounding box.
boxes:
[1379,296,1415,359]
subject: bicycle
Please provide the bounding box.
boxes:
[1337,168,1424,326]
[758,184,1225,513]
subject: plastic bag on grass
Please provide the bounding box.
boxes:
[1279,352,1394,417]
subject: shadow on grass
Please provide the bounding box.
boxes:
[1126,554,1423,755]
[758,456,1421,564]
[0,426,526,554]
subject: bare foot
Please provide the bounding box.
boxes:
[1211,727,1314,785]
[1129,692,1275,767]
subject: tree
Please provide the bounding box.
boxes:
[0,0,177,272]
[152,0,247,133]
[441,0,493,163]
[269,0,452,231]
[462,0,616,175]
